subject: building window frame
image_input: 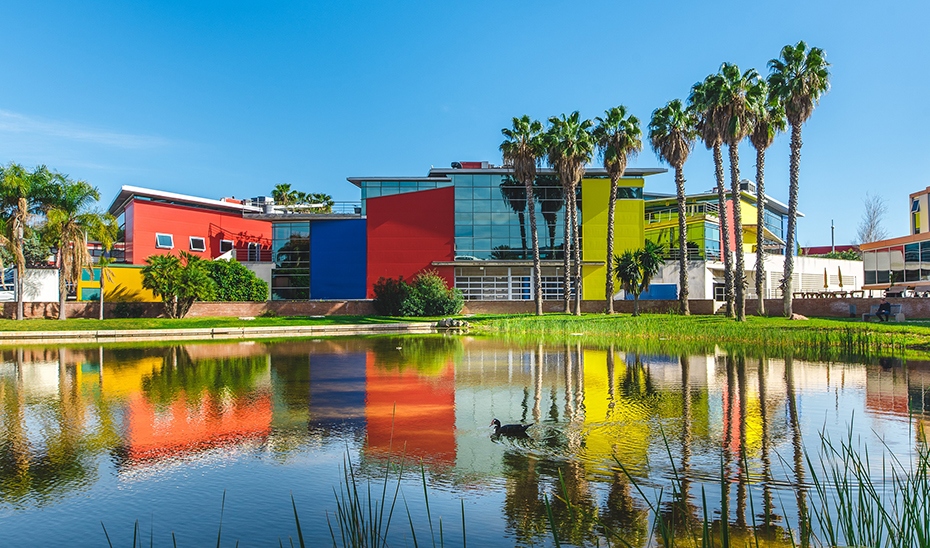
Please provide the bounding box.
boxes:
[189,236,206,252]
[155,233,174,249]
[219,239,234,253]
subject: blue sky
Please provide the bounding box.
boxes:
[1,1,926,246]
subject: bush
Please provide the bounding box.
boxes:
[373,276,411,316]
[373,271,462,317]
[112,302,145,319]
[200,259,269,301]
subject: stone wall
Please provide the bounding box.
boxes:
[4,297,926,320]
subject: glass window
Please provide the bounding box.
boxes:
[155,233,173,249]
[473,186,491,200]
[189,236,206,252]
[906,243,920,263]
[220,239,234,253]
[473,175,492,187]
[913,199,921,213]
[453,175,473,187]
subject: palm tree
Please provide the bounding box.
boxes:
[768,41,830,317]
[0,164,55,320]
[689,75,734,317]
[749,87,787,315]
[546,112,595,316]
[309,193,334,213]
[614,240,665,317]
[272,183,295,213]
[594,106,643,314]
[97,255,116,321]
[649,100,698,315]
[44,175,117,320]
[717,63,764,321]
[501,116,545,315]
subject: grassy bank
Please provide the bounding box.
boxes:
[468,313,930,358]
[0,315,428,332]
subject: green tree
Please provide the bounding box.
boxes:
[748,86,786,315]
[0,164,55,320]
[272,183,295,212]
[717,63,764,321]
[44,175,117,320]
[308,193,334,213]
[689,74,734,317]
[614,241,665,317]
[501,116,546,315]
[141,252,216,319]
[594,106,643,314]
[546,112,595,316]
[649,100,698,315]
[200,258,269,301]
[768,41,830,317]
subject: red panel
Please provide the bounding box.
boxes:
[129,200,272,264]
[366,187,454,297]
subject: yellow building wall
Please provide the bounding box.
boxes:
[76,264,158,302]
[581,177,645,300]
[739,201,758,254]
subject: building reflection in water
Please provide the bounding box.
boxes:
[1,339,929,547]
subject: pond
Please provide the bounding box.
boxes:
[0,336,926,547]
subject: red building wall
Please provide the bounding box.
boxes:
[366,187,455,297]
[126,200,272,264]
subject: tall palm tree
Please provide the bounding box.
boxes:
[649,100,698,315]
[0,164,55,320]
[546,112,595,316]
[749,86,787,315]
[45,175,117,320]
[769,41,830,317]
[689,75,734,317]
[501,116,545,315]
[272,183,295,213]
[717,63,764,321]
[594,106,643,314]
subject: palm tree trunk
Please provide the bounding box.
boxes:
[571,184,582,316]
[562,185,572,313]
[13,208,25,321]
[525,179,543,316]
[606,174,619,314]
[675,166,690,315]
[58,252,67,321]
[714,143,733,317]
[783,124,802,317]
[633,293,640,317]
[518,211,527,252]
[755,147,767,316]
[99,274,105,321]
[729,144,745,321]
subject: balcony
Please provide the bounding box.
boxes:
[646,203,720,224]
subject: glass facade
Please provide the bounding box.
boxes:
[272,222,310,299]
[359,180,452,215]
[644,221,721,261]
[862,241,930,286]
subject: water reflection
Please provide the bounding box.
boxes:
[0,338,929,546]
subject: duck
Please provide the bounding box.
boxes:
[490,419,532,437]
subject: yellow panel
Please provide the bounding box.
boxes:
[77,264,158,302]
[581,178,645,300]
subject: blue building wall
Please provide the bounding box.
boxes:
[625,283,678,301]
[310,219,367,299]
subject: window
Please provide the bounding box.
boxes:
[248,242,259,262]
[155,233,174,249]
[189,237,206,252]
[220,239,234,253]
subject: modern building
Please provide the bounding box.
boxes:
[860,185,930,294]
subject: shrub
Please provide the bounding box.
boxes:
[373,271,463,317]
[373,276,411,316]
[112,302,145,319]
[200,259,269,301]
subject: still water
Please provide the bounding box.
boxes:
[0,336,925,547]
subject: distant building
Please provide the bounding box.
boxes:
[860,186,930,293]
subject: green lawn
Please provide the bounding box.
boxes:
[0,315,430,332]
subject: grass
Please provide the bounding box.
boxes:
[0,314,432,332]
[467,313,930,358]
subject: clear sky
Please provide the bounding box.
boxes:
[1,1,927,246]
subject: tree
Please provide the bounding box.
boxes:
[748,87,786,315]
[649,100,698,315]
[308,193,335,213]
[141,252,217,319]
[717,63,764,321]
[856,193,888,244]
[594,106,643,314]
[44,175,117,320]
[546,112,595,316]
[614,240,666,317]
[689,75,734,317]
[200,258,269,301]
[501,116,545,315]
[0,164,55,320]
[272,183,295,212]
[768,41,830,317]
